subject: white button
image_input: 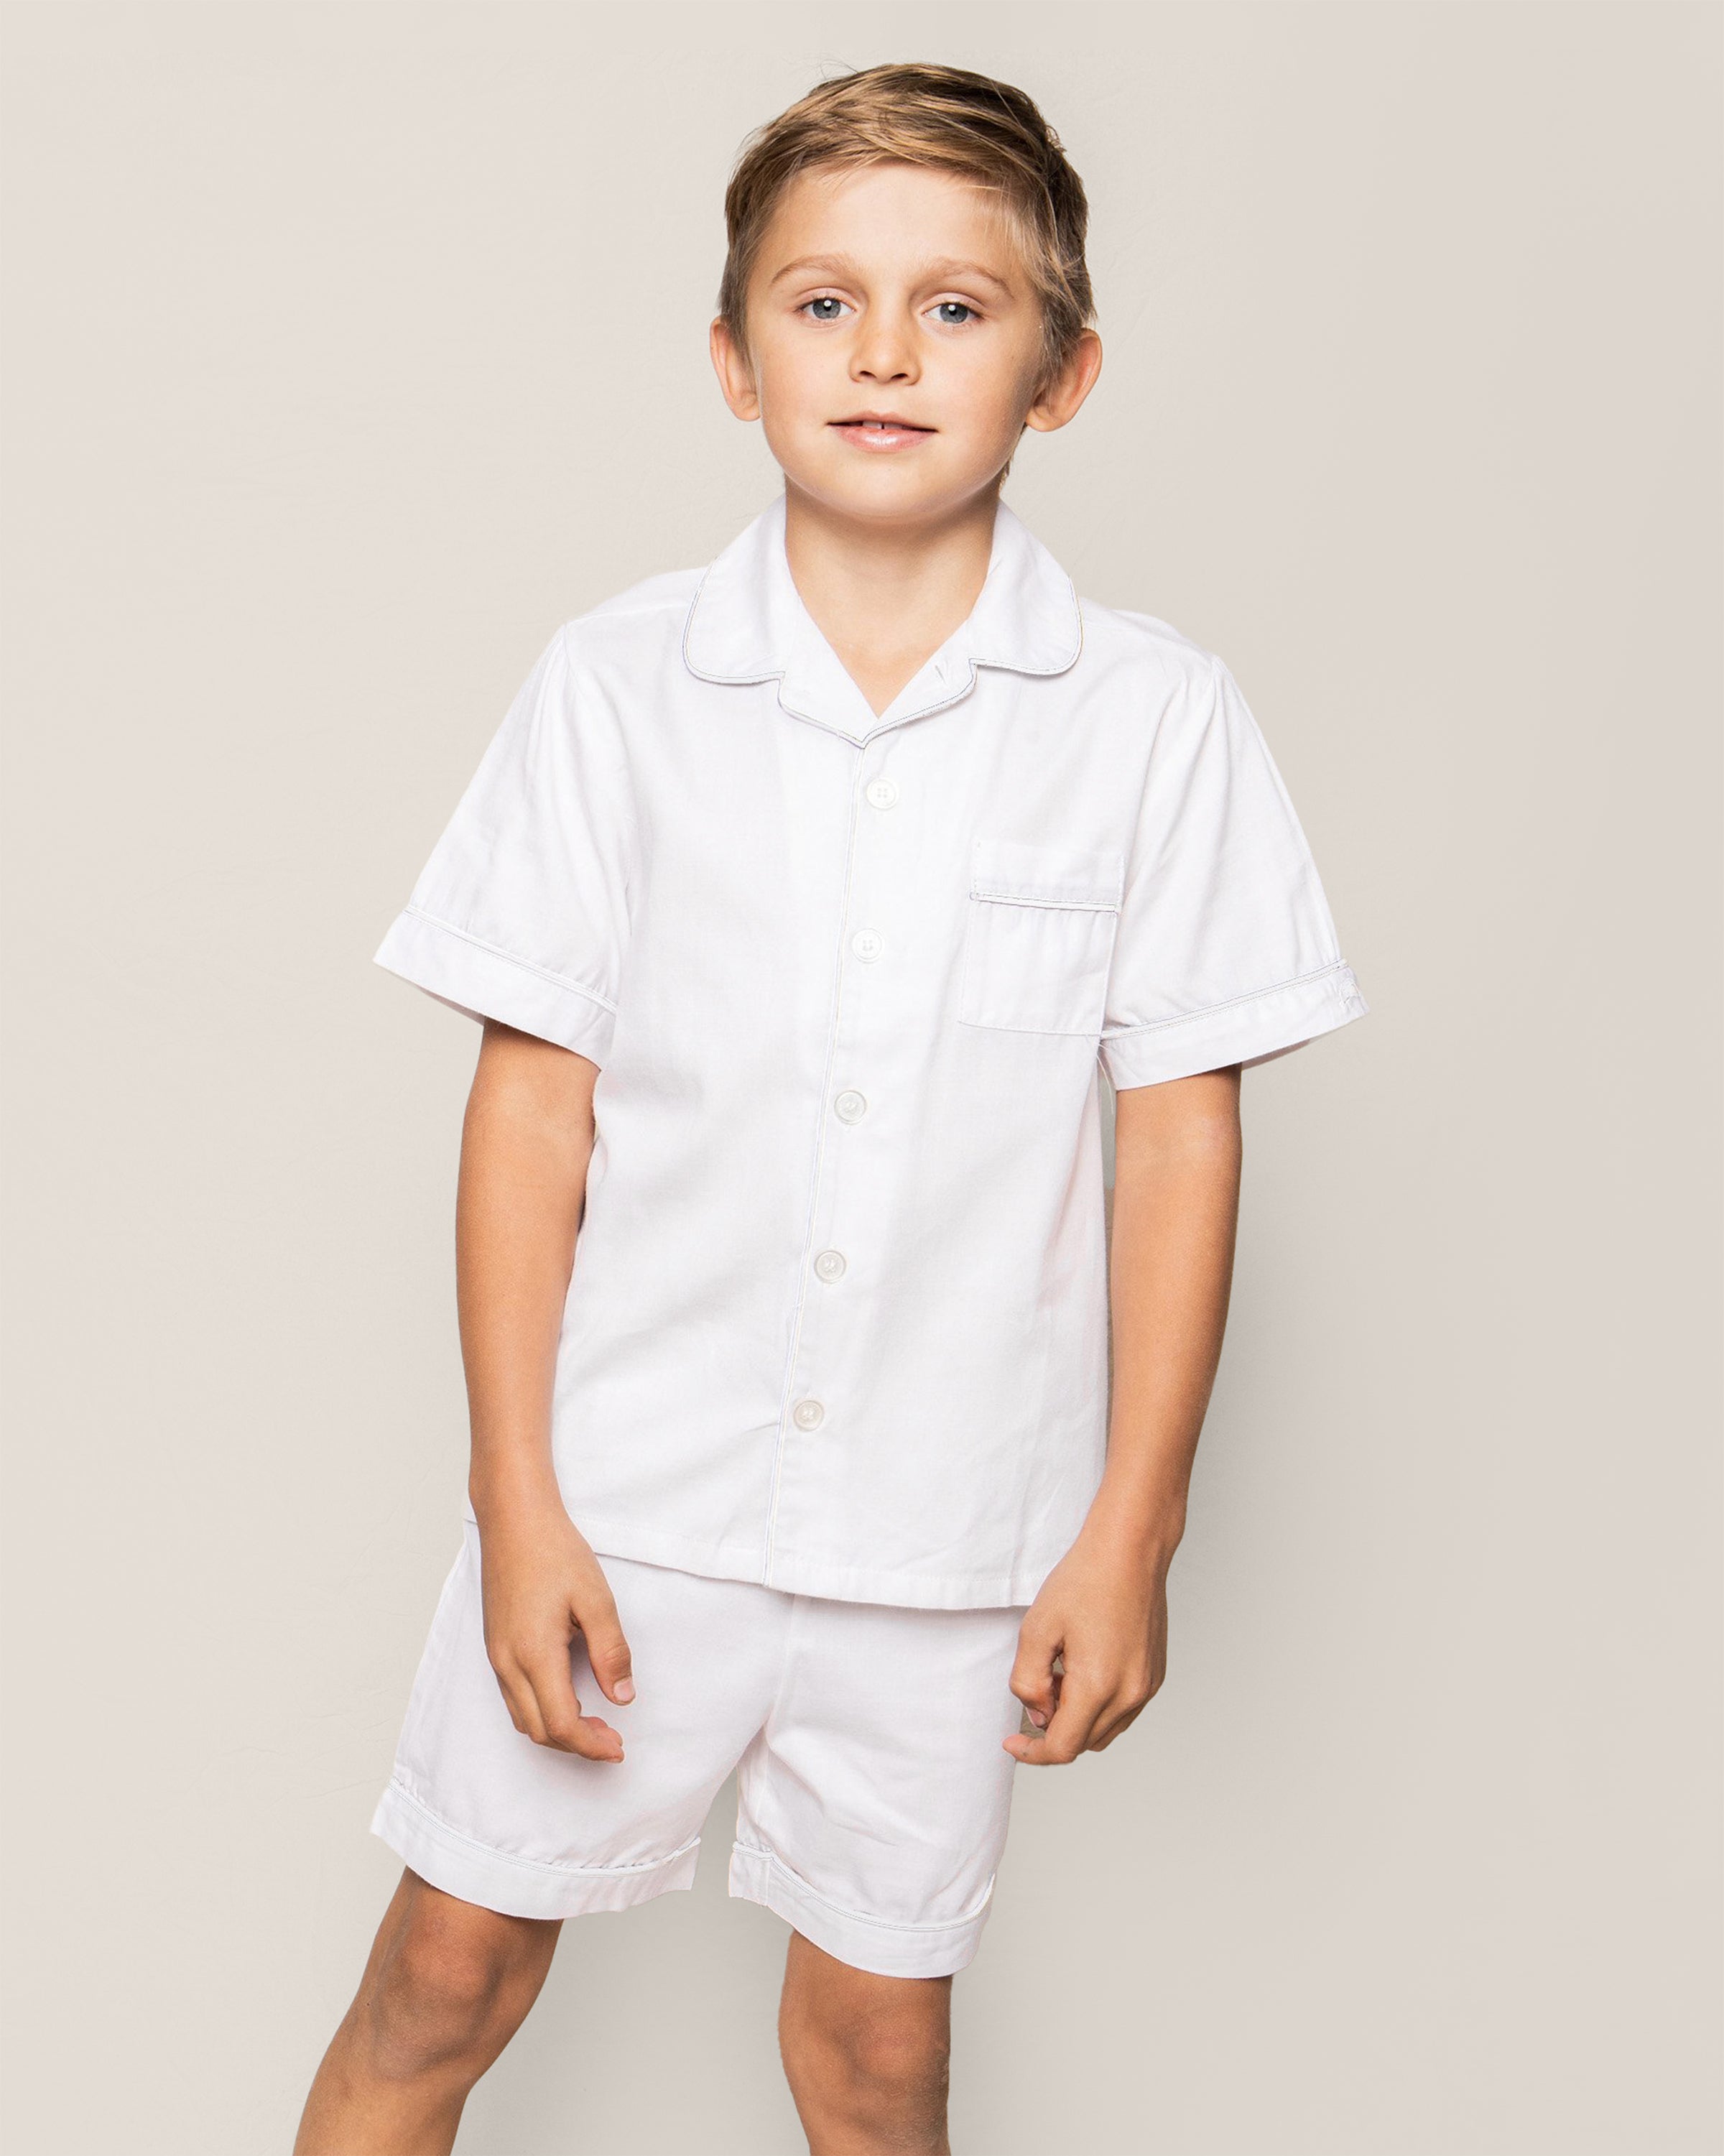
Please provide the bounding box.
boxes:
[851,929,884,962]
[833,1090,867,1124]
[792,1399,825,1430]
[813,1249,846,1282]
[864,777,898,809]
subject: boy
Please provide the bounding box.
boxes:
[297,62,1365,2156]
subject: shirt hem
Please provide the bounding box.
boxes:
[571,1511,1046,1611]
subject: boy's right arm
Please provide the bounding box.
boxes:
[455,1018,635,1762]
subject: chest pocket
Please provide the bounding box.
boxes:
[958,838,1125,1037]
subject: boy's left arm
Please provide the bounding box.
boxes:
[1006,1065,1243,1764]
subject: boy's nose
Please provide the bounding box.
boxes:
[850,320,919,384]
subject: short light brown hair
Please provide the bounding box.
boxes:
[718,63,1095,392]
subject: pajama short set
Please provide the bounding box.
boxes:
[369,487,1366,1979]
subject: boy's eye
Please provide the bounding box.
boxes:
[805,296,847,322]
[932,301,975,325]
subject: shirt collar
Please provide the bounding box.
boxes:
[682,489,1083,742]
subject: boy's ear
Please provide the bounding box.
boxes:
[710,317,761,422]
[1024,330,1103,435]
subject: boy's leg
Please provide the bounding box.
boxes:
[732,1591,1028,2152]
[778,1928,953,2156]
[308,1542,795,2146]
[294,1867,560,2156]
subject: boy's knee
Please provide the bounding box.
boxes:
[846,2014,950,2106]
[788,1989,950,2116]
[366,1911,533,2079]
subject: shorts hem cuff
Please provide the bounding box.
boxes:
[371,1779,700,1920]
[726,1839,993,1979]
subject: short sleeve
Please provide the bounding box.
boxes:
[1098,654,1367,1089]
[372,624,634,1065]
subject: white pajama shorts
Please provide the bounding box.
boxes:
[371,1521,1029,1979]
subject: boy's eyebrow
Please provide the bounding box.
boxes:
[767,252,1017,295]
[921,256,1017,295]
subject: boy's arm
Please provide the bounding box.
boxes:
[1006,1065,1242,1764]
[457,1018,636,1761]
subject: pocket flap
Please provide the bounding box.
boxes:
[970,837,1124,912]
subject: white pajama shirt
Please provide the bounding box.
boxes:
[369,490,1366,1968]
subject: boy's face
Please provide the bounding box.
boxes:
[711,161,1100,526]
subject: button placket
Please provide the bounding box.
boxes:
[795,754,891,1423]
[771,754,896,1523]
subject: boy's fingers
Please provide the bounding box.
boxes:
[1009,1629,1062,1723]
[491,1655,548,1747]
[1004,1681,1106,1766]
[545,1711,624,1762]
[534,1688,624,1761]
[522,1642,625,1761]
[575,1597,636,1706]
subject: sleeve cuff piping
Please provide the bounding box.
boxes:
[1099,960,1367,1089]
[372,906,618,1062]
[391,905,618,1014]
[1100,960,1353,1043]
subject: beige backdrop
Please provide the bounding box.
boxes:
[2,4,1719,2152]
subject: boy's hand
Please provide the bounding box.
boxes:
[1004,1525,1170,1764]
[475,1495,636,1762]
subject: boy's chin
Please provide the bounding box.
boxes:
[778,455,1000,526]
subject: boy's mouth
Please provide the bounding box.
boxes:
[829,414,935,451]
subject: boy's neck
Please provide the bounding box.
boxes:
[781,481,1002,718]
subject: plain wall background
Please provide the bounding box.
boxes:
[2,4,1719,2151]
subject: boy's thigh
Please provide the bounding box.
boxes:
[375,1527,791,1915]
[731,1594,1028,1979]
